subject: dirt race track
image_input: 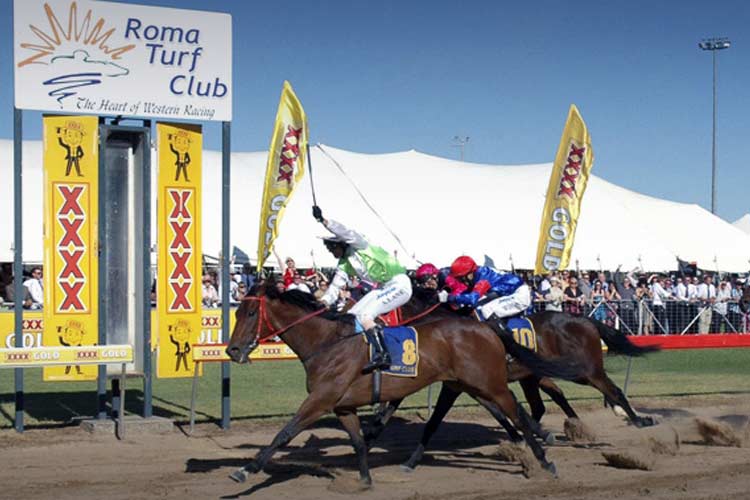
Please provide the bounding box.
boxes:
[1,394,749,500]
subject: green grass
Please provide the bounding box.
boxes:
[1,349,748,429]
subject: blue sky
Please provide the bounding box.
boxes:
[2,0,749,222]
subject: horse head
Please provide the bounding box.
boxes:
[226,281,328,363]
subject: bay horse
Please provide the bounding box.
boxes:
[366,288,659,470]
[225,284,588,486]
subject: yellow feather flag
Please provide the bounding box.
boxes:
[257,81,309,272]
[534,105,594,275]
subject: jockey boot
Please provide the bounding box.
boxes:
[363,324,391,374]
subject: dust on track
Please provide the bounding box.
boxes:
[1,394,748,500]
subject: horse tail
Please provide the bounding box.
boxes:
[493,327,585,382]
[592,320,660,356]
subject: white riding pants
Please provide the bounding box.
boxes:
[477,284,532,321]
[350,274,413,324]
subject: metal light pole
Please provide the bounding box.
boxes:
[451,135,469,161]
[699,37,730,215]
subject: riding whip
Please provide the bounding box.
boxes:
[306,143,319,207]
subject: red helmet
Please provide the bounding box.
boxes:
[450,256,477,278]
[415,263,439,281]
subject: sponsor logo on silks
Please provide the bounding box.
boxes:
[507,317,537,352]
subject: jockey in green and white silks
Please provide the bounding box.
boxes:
[313,205,412,374]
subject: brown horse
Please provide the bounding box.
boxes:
[366,288,659,470]
[225,284,588,485]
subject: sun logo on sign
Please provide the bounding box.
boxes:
[16,1,135,106]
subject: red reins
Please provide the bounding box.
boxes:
[396,302,441,326]
[242,296,328,342]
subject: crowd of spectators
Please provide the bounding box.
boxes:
[0,263,44,310]
[530,268,748,335]
[1,260,748,337]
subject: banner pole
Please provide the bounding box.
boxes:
[97,117,108,420]
[13,107,24,433]
[221,121,231,430]
[142,121,153,419]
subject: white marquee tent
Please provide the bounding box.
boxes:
[733,214,750,235]
[2,139,750,272]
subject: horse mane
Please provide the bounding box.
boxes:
[409,285,473,318]
[265,283,354,324]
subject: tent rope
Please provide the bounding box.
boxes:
[315,144,418,263]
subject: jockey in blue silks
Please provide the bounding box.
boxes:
[438,255,531,330]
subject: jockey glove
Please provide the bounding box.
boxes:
[437,290,449,303]
[312,205,324,222]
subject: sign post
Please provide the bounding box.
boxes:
[12,0,233,431]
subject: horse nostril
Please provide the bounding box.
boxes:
[226,346,240,358]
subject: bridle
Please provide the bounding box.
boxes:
[241,295,328,344]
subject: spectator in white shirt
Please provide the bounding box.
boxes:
[712,280,732,332]
[696,274,716,334]
[23,267,44,309]
[649,275,670,334]
[286,274,312,294]
[672,277,689,333]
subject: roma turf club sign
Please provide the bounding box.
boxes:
[156,123,203,378]
[42,115,99,381]
[13,0,232,121]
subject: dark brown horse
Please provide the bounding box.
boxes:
[225,284,588,485]
[366,288,659,470]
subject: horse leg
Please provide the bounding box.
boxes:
[538,378,579,419]
[401,383,461,472]
[336,410,372,486]
[519,377,547,422]
[364,398,404,446]
[453,394,518,443]
[588,373,654,427]
[230,395,330,483]
[493,390,557,476]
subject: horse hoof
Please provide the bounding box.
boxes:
[639,416,657,427]
[544,432,556,446]
[544,461,558,478]
[229,469,249,483]
[400,464,416,473]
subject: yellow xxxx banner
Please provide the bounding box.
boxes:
[157,123,203,378]
[257,81,309,271]
[534,105,594,275]
[42,115,99,381]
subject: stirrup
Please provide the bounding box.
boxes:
[363,353,391,374]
